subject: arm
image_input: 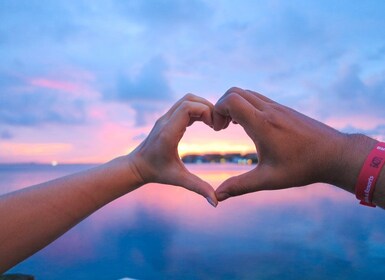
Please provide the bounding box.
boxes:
[0,94,218,273]
[213,87,385,208]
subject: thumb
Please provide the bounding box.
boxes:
[215,166,270,201]
[174,170,218,207]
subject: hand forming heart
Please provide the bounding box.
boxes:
[130,93,219,206]
[1,86,377,274]
[0,87,377,274]
[131,87,352,207]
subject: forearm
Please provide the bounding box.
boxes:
[0,155,143,273]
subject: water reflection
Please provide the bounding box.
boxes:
[2,164,385,279]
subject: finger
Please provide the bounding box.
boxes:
[212,113,231,131]
[220,87,268,111]
[214,88,265,131]
[173,170,218,207]
[170,101,213,130]
[164,93,214,120]
[244,89,275,103]
[215,166,272,201]
[213,89,246,131]
[213,92,260,133]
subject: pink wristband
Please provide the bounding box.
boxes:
[355,142,385,207]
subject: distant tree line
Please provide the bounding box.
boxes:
[181,153,258,164]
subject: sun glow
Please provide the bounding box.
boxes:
[178,122,255,156]
[0,142,72,156]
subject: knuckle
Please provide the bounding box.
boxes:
[155,116,166,126]
[261,109,274,122]
[223,92,241,104]
[158,129,170,141]
[261,105,282,128]
[269,102,285,112]
[183,93,196,100]
[179,100,192,111]
[226,86,243,95]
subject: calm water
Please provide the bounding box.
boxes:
[1,163,385,280]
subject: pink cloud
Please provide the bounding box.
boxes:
[28,77,99,99]
[30,78,81,92]
[0,142,72,157]
[325,115,385,130]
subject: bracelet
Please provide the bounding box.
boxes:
[355,142,385,207]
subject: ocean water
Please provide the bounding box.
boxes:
[1,163,385,280]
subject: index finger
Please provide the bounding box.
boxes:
[168,100,213,134]
[213,92,261,134]
[220,87,273,111]
[165,93,214,120]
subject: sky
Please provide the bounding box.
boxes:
[1,0,385,163]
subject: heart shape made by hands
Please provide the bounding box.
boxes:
[136,88,340,206]
[176,119,258,205]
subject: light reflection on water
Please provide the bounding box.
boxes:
[2,163,385,279]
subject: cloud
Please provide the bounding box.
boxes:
[368,44,385,60]
[0,0,79,46]
[115,57,173,102]
[0,142,72,157]
[107,56,174,126]
[1,0,385,161]
[313,65,385,118]
[294,63,385,139]
[339,124,385,140]
[115,0,212,30]
[0,130,13,139]
[0,74,88,126]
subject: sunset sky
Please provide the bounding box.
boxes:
[1,1,385,163]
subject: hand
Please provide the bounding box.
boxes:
[213,87,372,201]
[131,94,218,207]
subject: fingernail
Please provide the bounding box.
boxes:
[206,197,217,208]
[217,192,230,201]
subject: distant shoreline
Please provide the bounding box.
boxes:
[0,153,259,167]
[181,152,258,165]
[0,162,99,166]
[0,163,98,172]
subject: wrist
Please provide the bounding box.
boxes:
[121,153,147,187]
[325,133,378,194]
[100,154,146,199]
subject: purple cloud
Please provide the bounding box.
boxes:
[0,74,87,126]
[0,130,13,139]
[315,65,385,118]
[106,56,174,126]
